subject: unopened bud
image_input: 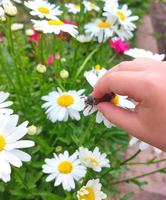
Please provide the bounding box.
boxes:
[25,29,35,36]
[36,64,47,73]
[60,69,69,79]
[55,146,63,152]
[28,125,37,136]
[11,23,24,31]
[3,1,17,16]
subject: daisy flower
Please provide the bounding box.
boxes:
[41,88,85,123]
[83,1,100,12]
[77,179,107,200]
[0,91,13,115]
[124,48,165,61]
[84,18,116,43]
[42,151,86,191]
[31,19,78,37]
[24,0,62,19]
[84,67,113,128]
[84,67,135,127]
[79,147,110,172]
[104,4,139,31]
[129,137,162,154]
[0,114,35,182]
[65,3,80,14]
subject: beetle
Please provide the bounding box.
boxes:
[84,92,115,112]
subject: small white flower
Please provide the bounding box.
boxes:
[83,1,100,12]
[31,19,78,37]
[11,23,24,31]
[84,18,116,43]
[0,91,13,115]
[79,147,110,172]
[65,3,80,14]
[24,0,62,19]
[42,151,86,191]
[0,114,35,182]
[77,179,107,200]
[129,137,162,154]
[124,48,165,61]
[42,88,85,123]
[76,34,92,43]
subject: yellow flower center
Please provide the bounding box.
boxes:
[97,21,111,28]
[112,95,119,105]
[58,161,73,174]
[74,4,80,9]
[95,64,102,70]
[86,157,99,166]
[79,187,95,200]
[117,11,126,21]
[57,94,74,107]
[0,135,6,151]
[48,20,64,26]
[89,3,96,9]
[37,7,50,14]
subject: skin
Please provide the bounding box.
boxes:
[93,58,166,152]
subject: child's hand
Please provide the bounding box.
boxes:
[93,58,166,151]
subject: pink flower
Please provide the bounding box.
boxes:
[47,54,54,65]
[27,31,39,43]
[109,38,129,54]
[63,20,77,25]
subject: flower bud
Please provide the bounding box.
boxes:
[3,0,17,16]
[25,29,35,36]
[55,146,63,152]
[60,69,69,79]
[36,64,47,73]
[11,23,24,31]
[27,125,37,136]
[61,58,66,62]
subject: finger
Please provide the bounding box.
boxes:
[97,102,142,136]
[109,58,155,73]
[93,71,144,101]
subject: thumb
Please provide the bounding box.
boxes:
[97,102,142,135]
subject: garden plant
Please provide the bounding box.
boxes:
[0,0,165,199]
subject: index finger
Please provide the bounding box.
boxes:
[93,71,144,101]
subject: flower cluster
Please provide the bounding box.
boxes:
[43,146,109,199]
[25,0,78,37]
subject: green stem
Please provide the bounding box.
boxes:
[101,150,141,178]
[120,150,141,165]
[75,45,100,79]
[127,158,166,166]
[110,167,166,185]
